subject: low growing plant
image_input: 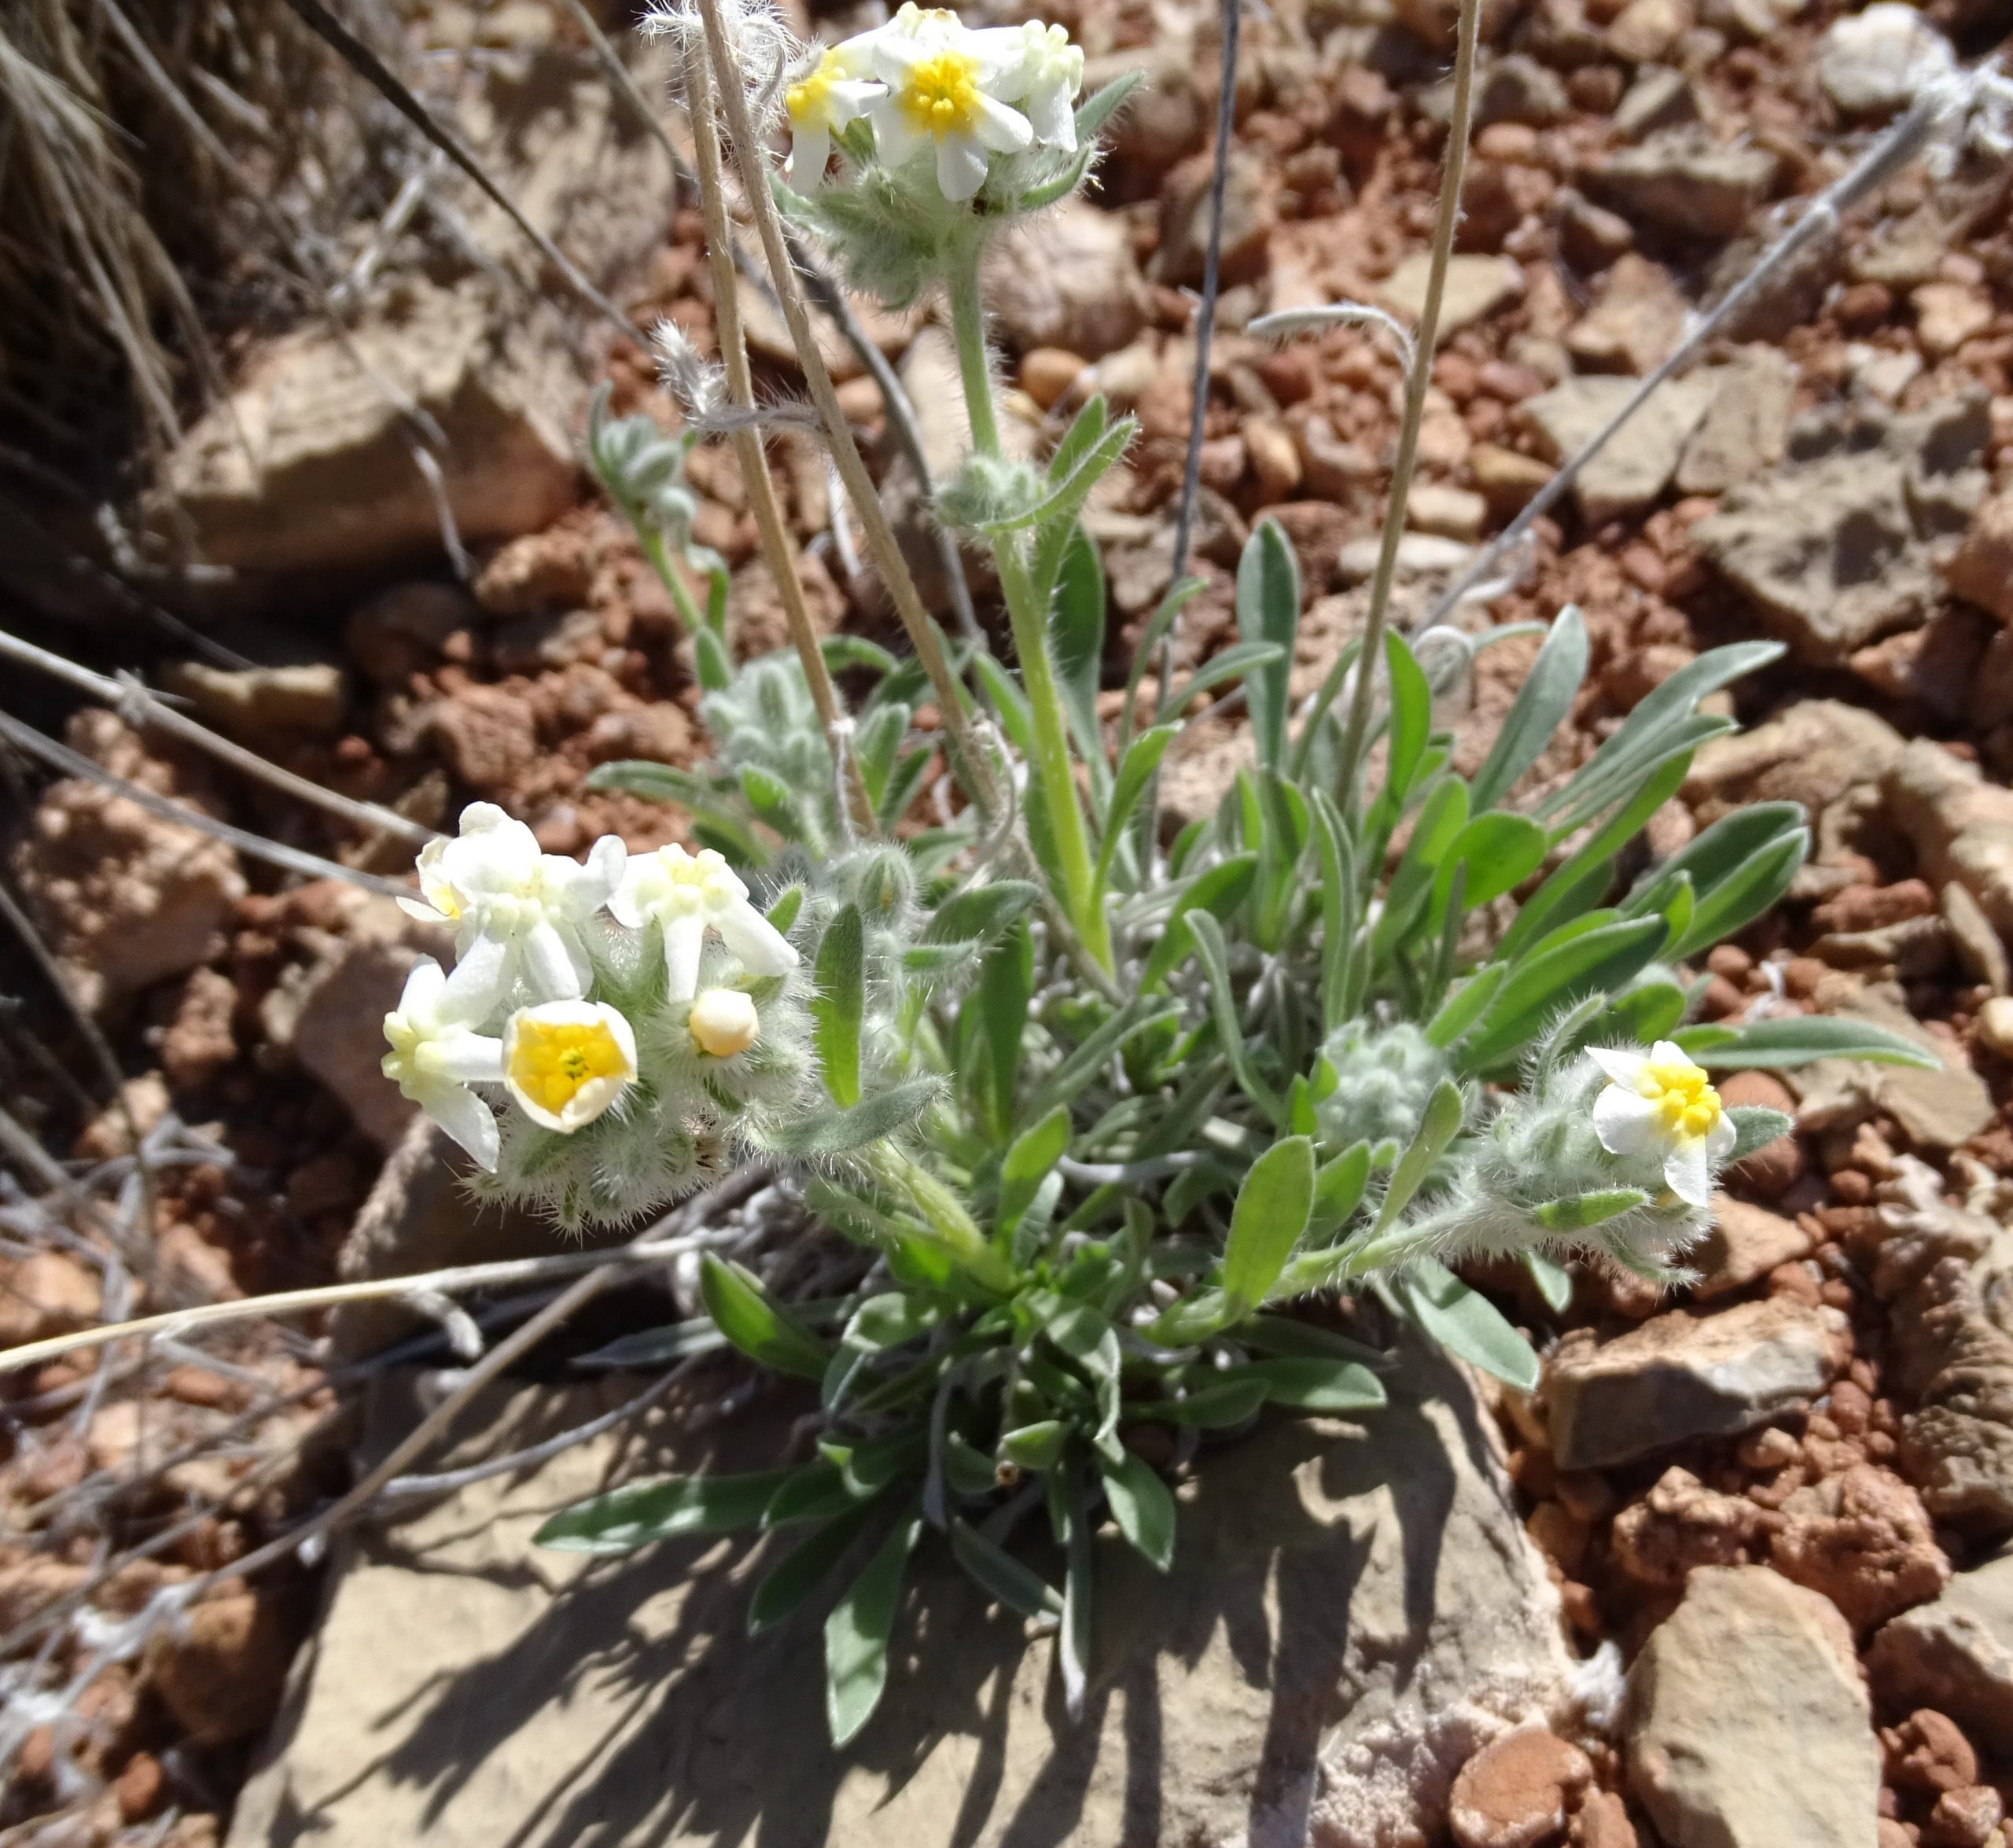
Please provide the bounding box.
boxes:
[385,0,1934,1745]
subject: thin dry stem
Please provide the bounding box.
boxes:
[688,0,1002,822]
[683,48,876,836]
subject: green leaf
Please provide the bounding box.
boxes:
[757,1077,941,1155]
[973,649,1036,757]
[970,922,1034,1137]
[1143,1284,1234,1346]
[764,1461,866,1528]
[1426,963,1507,1049]
[1073,69,1142,143]
[1242,1356,1386,1412]
[999,1420,1068,1471]
[1222,1135,1316,1308]
[1049,523,1109,763]
[1237,519,1300,770]
[1665,826,1809,963]
[1308,1141,1373,1237]
[1433,812,1548,914]
[811,902,865,1109]
[999,1105,1073,1242]
[949,1516,1063,1618]
[826,1511,922,1746]
[1596,978,1687,1047]
[1187,911,1283,1121]
[1028,994,1184,1119]
[749,1501,878,1635]
[694,624,733,693]
[1099,1449,1176,1570]
[1628,803,1805,918]
[845,1293,940,1351]
[535,1467,795,1553]
[1539,642,1780,832]
[1121,576,1207,741]
[1524,1250,1575,1313]
[1046,392,1110,488]
[700,1253,833,1381]
[1136,1373,1270,1427]
[924,880,1040,946]
[1395,1259,1540,1390]
[854,701,910,808]
[1728,1105,1794,1161]
[1458,915,1670,1074]
[1157,639,1290,723]
[1677,1016,1940,1070]
[1239,1313,1388,1365]
[1469,605,1588,812]
[572,1318,725,1369]
[1095,725,1178,893]
[1370,1079,1467,1235]
[1140,853,1260,989]
[1366,632,1432,838]
[1531,1188,1651,1231]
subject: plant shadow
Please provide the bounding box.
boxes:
[248,1342,1487,1848]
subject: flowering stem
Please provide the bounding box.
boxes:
[683,49,877,837]
[945,244,1111,971]
[689,0,1003,826]
[867,1143,1016,1294]
[1289,0,1481,789]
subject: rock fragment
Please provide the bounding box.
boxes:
[1623,1566,1880,1848]
[1384,253,1524,332]
[1882,739,2013,941]
[1691,398,1989,665]
[1943,487,2013,627]
[1817,4,1956,118]
[1870,1548,2013,1752]
[7,712,245,1014]
[1683,698,1905,828]
[1676,346,1798,494]
[1595,130,1778,241]
[1547,1298,1846,1469]
[1772,1463,1949,1632]
[1515,374,1716,523]
[1448,1727,1594,1848]
[984,198,1152,358]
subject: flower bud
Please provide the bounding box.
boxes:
[690,988,760,1058]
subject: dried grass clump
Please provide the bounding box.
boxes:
[0,0,357,470]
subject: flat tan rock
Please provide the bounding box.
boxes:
[229,1346,1578,1848]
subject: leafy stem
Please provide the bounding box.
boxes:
[946,240,1111,970]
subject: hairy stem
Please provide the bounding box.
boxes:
[945,248,1110,970]
[638,525,710,636]
[683,50,876,836]
[690,0,1003,824]
[1291,0,1482,786]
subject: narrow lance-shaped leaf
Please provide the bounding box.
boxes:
[1220,1135,1316,1309]
[1237,518,1300,770]
[826,1510,923,1746]
[700,1253,834,1381]
[811,902,865,1109]
[1468,605,1588,812]
[1099,1449,1176,1572]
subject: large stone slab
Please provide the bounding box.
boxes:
[229,1346,1579,1848]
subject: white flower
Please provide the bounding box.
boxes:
[382,958,506,1171]
[784,44,883,190]
[609,844,799,1001]
[1588,1040,1736,1209]
[863,9,1034,201]
[689,987,761,1058]
[989,20,1083,149]
[502,1001,638,1133]
[399,804,626,1015]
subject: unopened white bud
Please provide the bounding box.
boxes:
[690,988,760,1058]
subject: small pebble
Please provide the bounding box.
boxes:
[1976,994,2013,1057]
[1448,1727,1594,1848]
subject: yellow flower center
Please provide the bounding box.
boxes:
[787,50,844,128]
[1636,1058,1723,1144]
[509,1016,630,1117]
[899,49,984,138]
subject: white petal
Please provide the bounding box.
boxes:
[936,131,990,201]
[870,98,926,165]
[421,1080,500,1172]
[786,122,832,190]
[1649,1040,1693,1069]
[579,835,627,907]
[1664,1140,1712,1209]
[430,1030,505,1084]
[397,955,448,1016]
[971,93,1033,153]
[608,860,653,929]
[441,931,512,1017]
[664,912,706,1002]
[397,895,450,926]
[716,902,800,978]
[1023,85,1076,149]
[523,920,586,1000]
[1592,1086,1662,1158]
[1705,1107,1739,1164]
[1586,1044,1648,1088]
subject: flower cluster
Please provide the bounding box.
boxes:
[383,805,815,1225]
[785,4,1083,202]
[1397,1036,1772,1283]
